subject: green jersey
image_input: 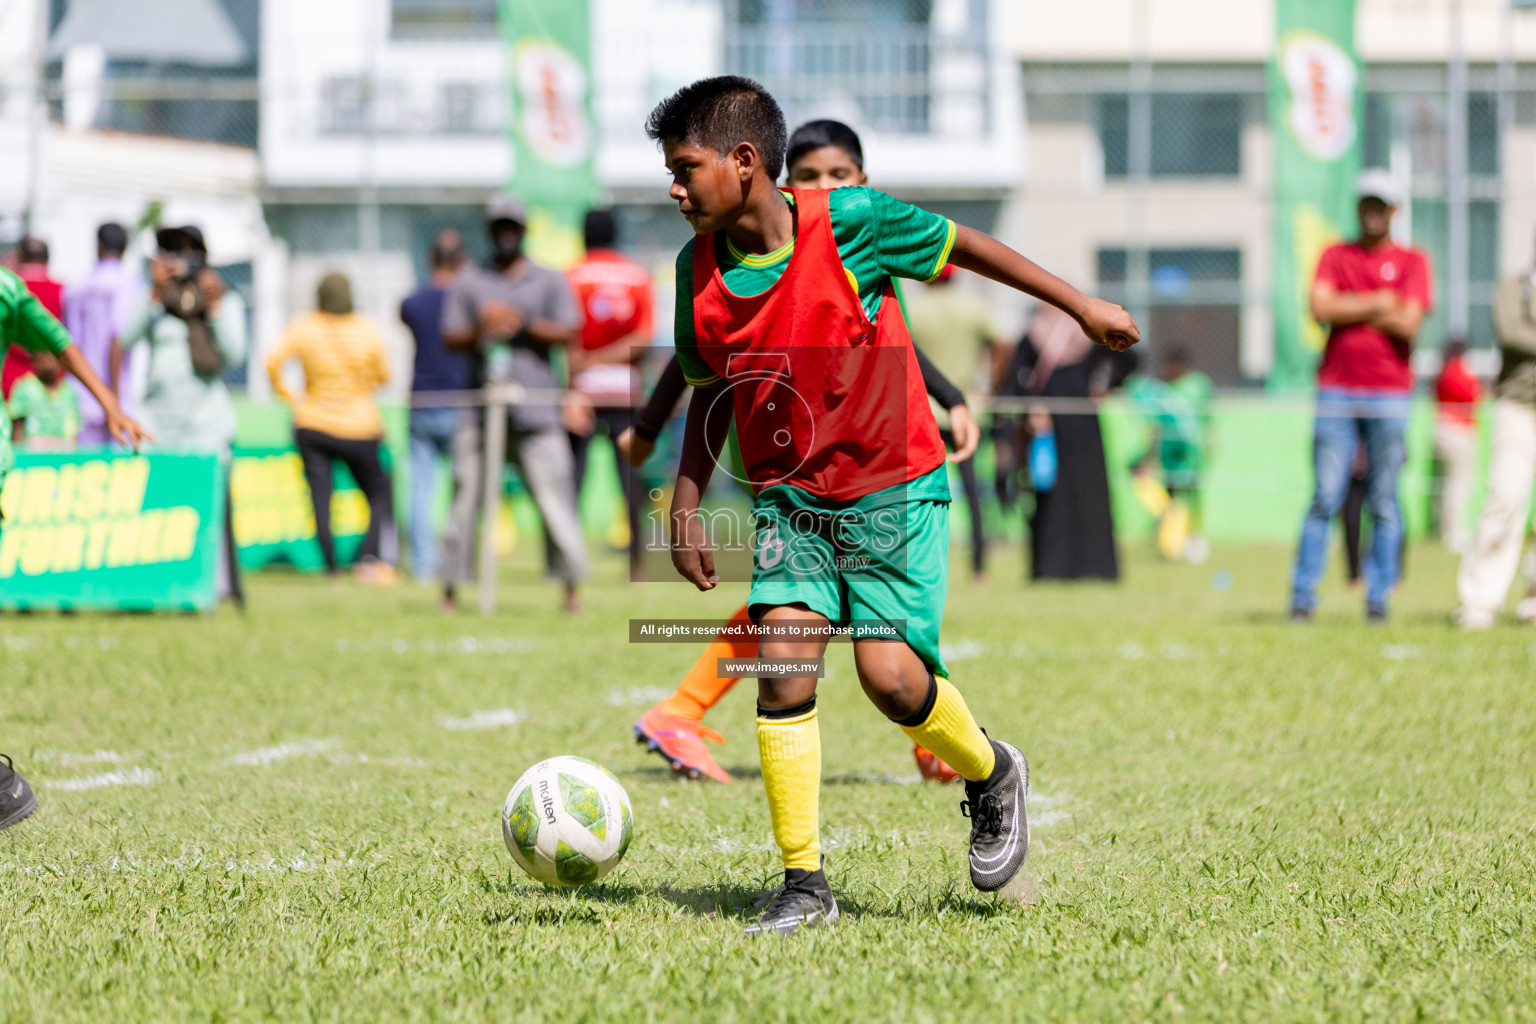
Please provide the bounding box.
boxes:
[7,374,81,443]
[0,267,74,476]
[672,187,956,388]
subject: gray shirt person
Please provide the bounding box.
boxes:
[442,261,579,431]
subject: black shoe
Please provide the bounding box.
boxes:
[0,754,38,832]
[1289,605,1313,622]
[962,739,1029,892]
[743,867,839,936]
[1366,604,1388,623]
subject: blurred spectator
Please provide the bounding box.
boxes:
[905,264,1002,582]
[266,272,396,584]
[7,350,80,451]
[122,225,247,605]
[565,208,653,574]
[440,195,586,613]
[402,229,471,580]
[1127,348,1213,562]
[2,238,64,400]
[1291,172,1431,623]
[1456,248,1536,629]
[65,222,144,445]
[1433,338,1482,554]
[1001,303,1135,582]
[1341,442,1369,587]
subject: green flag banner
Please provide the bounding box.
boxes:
[498,0,596,270]
[1268,0,1363,389]
[0,452,221,611]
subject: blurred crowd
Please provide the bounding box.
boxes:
[7,178,1536,626]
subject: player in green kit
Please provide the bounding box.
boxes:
[0,266,150,831]
[648,77,1138,934]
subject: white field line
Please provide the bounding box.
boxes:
[226,738,339,766]
[439,709,525,730]
[608,686,673,707]
[46,767,158,791]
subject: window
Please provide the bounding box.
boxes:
[320,76,368,135]
[438,82,480,134]
[1099,94,1244,178]
[1098,248,1245,385]
[391,0,496,39]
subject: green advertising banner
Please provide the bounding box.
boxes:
[1268,0,1363,389]
[0,453,221,611]
[230,447,370,572]
[498,0,597,270]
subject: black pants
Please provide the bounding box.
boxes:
[939,427,986,576]
[569,407,642,567]
[294,428,394,572]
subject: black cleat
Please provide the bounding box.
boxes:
[0,754,38,832]
[1289,605,1313,623]
[1366,604,1388,624]
[962,739,1029,892]
[743,867,839,936]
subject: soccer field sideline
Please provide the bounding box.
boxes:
[3,542,1535,1022]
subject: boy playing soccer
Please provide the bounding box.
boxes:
[627,118,977,786]
[647,78,1137,934]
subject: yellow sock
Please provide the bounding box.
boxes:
[756,707,822,872]
[898,678,996,782]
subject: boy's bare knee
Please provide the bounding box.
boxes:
[853,640,932,721]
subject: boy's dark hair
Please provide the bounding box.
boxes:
[787,119,864,172]
[645,76,787,180]
[584,208,618,250]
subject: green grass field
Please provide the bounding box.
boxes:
[3,542,1535,1022]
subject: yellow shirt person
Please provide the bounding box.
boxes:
[266,275,391,441]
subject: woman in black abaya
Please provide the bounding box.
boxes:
[1000,305,1136,581]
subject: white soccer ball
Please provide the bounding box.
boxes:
[501,755,634,887]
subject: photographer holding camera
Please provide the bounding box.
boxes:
[121,225,248,604]
[121,226,246,451]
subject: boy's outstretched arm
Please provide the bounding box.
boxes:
[670,380,733,590]
[58,345,152,450]
[948,226,1140,351]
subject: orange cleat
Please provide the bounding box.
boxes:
[912,743,961,783]
[634,705,732,784]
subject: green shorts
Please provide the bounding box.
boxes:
[747,486,951,678]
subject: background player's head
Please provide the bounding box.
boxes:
[30,348,61,386]
[645,76,787,235]
[785,120,867,190]
[584,208,619,251]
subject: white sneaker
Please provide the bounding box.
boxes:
[1516,598,1536,624]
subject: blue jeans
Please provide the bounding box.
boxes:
[409,406,460,578]
[1290,388,1410,613]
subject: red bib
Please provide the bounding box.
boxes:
[690,188,945,501]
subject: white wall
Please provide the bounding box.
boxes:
[0,0,47,242]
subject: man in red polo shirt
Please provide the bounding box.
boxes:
[2,238,65,399]
[565,208,654,573]
[1290,170,1432,622]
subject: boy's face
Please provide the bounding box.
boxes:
[663,139,756,235]
[786,145,866,190]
